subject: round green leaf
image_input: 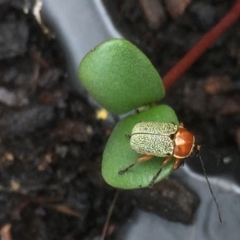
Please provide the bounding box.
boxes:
[102,105,179,189]
[79,39,165,114]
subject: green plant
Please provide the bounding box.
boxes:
[79,39,164,114]
[79,39,178,189]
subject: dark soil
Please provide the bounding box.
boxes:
[0,1,201,240]
[0,2,128,240]
[102,0,240,181]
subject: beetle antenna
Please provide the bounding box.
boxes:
[198,152,222,222]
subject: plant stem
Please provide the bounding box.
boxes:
[163,0,240,90]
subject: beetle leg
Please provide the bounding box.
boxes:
[163,156,183,169]
[149,167,163,188]
[179,122,184,127]
[162,155,173,166]
[119,155,153,175]
[173,158,184,169]
[149,155,172,188]
[119,162,136,175]
[137,154,153,162]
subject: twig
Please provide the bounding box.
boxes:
[163,0,240,90]
[101,190,119,240]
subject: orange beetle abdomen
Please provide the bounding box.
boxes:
[173,126,195,158]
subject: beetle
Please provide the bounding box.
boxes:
[119,121,222,222]
[118,121,200,187]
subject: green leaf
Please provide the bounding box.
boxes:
[102,105,179,189]
[79,39,165,114]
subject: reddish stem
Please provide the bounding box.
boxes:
[163,0,240,90]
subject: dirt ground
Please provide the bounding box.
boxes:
[0,2,129,239]
[0,0,240,239]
